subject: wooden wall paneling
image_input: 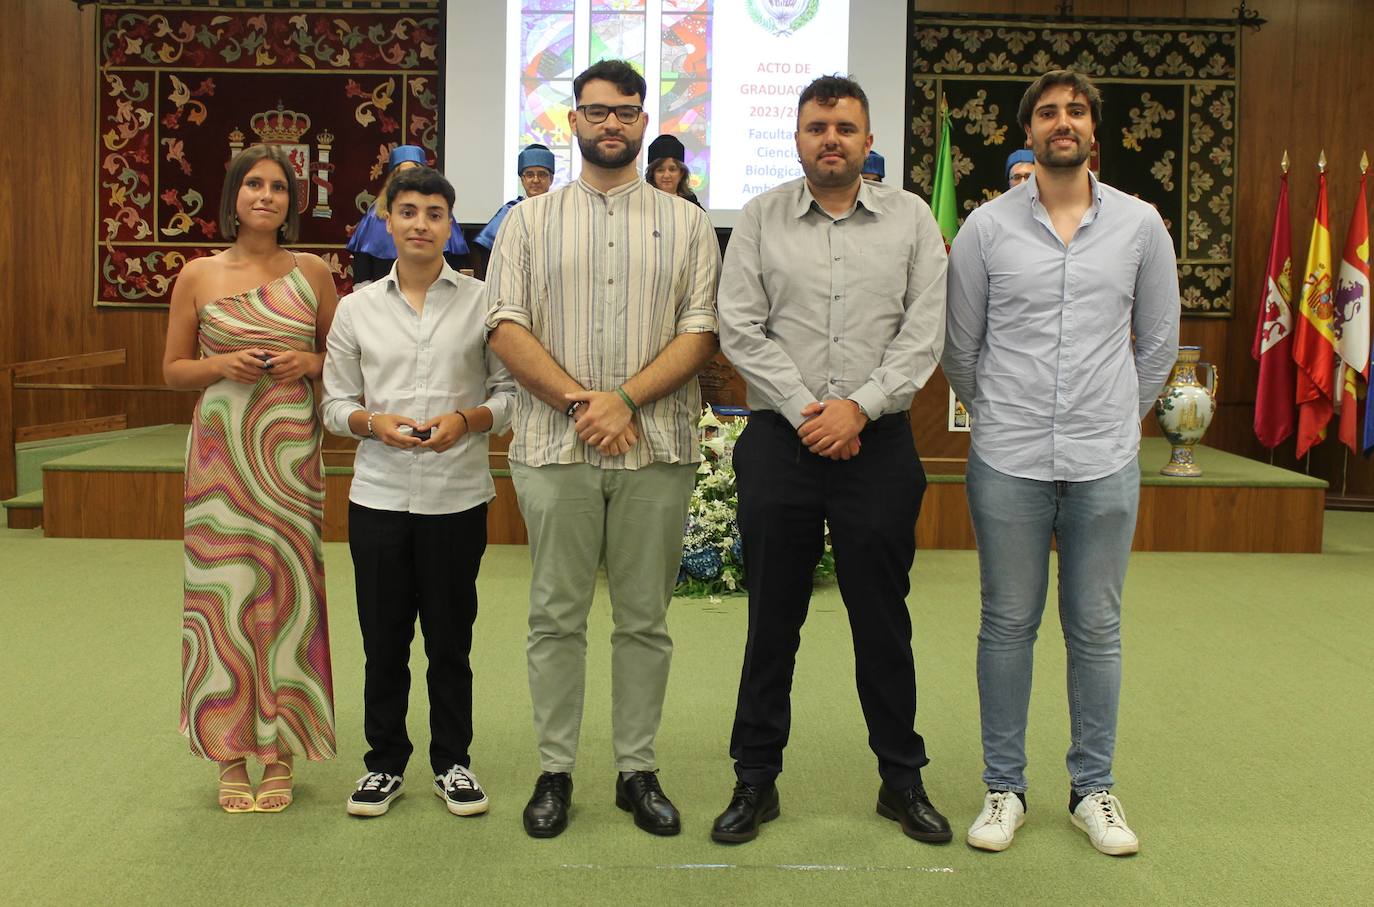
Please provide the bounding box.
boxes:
[42,470,184,539]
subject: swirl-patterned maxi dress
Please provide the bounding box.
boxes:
[179,265,336,763]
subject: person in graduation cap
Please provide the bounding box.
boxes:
[644,134,702,207]
[862,149,885,182]
[472,144,557,252]
[346,144,470,287]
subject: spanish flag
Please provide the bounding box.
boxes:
[1293,169,1336,458]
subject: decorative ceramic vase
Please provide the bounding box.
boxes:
[1154,346,1219,477]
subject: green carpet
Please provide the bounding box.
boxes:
[1,514,1370,905]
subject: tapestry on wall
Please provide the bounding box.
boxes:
[909,16,1240,317]
[96,1,441,307]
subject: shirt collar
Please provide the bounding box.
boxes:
[792,177,885,220]
[1026,169,1104,209]
[380,259,460,294]
[575,175,644,200]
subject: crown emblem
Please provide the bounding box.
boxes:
[251,102,311,144]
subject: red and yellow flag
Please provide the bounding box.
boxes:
[1334,171,1370,454]
[1293,169,1336,458]
[1251,171,1295,449]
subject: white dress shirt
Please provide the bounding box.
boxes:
[322,263,515,514]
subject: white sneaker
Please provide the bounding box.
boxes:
[1071,790,1139,856]
[966,790,1026,852]
[434,764,489,816]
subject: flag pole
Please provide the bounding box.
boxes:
[1270,150,1290,468]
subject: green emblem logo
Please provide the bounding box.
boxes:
[747,0,821,37]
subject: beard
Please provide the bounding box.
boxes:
[578,131,642,169]
[1035,134,1091,170]
[801,151,863,189]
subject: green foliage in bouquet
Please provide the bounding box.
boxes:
[676,408,835,599]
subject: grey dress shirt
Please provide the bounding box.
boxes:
[322,263,515,515]
[718,177,948,429]
[943,172,1181,482]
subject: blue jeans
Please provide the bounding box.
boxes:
[965,450,1140,796]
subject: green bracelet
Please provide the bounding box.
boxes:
[616,386,639,414]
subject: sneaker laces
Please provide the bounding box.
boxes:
[357,772,394,792]
[986,792,1009,823]
[1086,791,1122,826]
[442,765,478,792]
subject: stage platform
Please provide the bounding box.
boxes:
[2,425,1326,552]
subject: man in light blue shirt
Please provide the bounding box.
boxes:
[944,70,1179,857]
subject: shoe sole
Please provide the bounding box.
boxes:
[347,790,403,817]
[876,801,954,843]
[435,785,489,817]
[1070,815,1139,856]
[966,814,1025,852]
[709,803,780,844]
[614,793,681,836]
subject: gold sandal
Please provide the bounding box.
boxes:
[218,760,255,814]
[255,759,294,813]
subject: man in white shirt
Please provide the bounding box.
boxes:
[323,166,515,820]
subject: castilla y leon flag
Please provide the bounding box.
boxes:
[1252,170,1296,449]
[1293,169,1336,458]
[1334,170,1370,454]
[931,98,958,247]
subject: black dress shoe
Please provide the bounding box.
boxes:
[710,780,780,844]
[523,772,573,838]
[876,782,953,843]
[615,771,681,836]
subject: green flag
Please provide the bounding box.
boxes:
[931,100,958,245]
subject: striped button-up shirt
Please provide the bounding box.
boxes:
[484,176,720,469]
[943,172,1180,482]
[718,177,948,428]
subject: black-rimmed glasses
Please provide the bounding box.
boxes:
[576,104,643,124]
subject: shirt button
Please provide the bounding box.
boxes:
[833,295,840,300]
[608,278,614,284]
[833,336,840,342]
[609,241,614,247]
[608,211,614,216]
[833,256,840,261]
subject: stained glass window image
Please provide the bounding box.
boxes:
[510,0,714,204]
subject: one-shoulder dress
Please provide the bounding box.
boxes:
[179,263,336,763]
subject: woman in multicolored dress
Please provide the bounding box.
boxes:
[163,145,339,813]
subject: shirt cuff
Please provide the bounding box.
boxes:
[675,311,719,334]
[327,402,368,440]
[849,382,888,422]
[780,389,816,430]
[485,307,532,335]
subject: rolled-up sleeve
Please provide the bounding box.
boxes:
[321,297,367,439]
[675,209,721,335]
[483,205,532,333]
[718,203,815,428]
[851,201,948,419]
[942,215,989,410]
[1131,212,1182,418]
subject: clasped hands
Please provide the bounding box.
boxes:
[217,348,315,384]
[565,389,637,457]
[370,412,470,453]
[798,399,867,460]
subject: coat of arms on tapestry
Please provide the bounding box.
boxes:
[95,1,441,306]
[909,16,1239,317]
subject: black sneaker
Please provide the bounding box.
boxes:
[347,772,404,817]
[434,764,489,816]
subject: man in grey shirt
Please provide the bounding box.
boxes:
[713,75,951,845]
[944,70,1179,857]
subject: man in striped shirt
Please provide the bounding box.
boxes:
[484,59,721,840]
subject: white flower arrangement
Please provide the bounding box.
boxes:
[677,408,834,598]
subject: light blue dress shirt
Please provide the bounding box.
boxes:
[943,172,1180,482]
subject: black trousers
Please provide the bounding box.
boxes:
[349,501,487,776]
[730,411,929,790]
